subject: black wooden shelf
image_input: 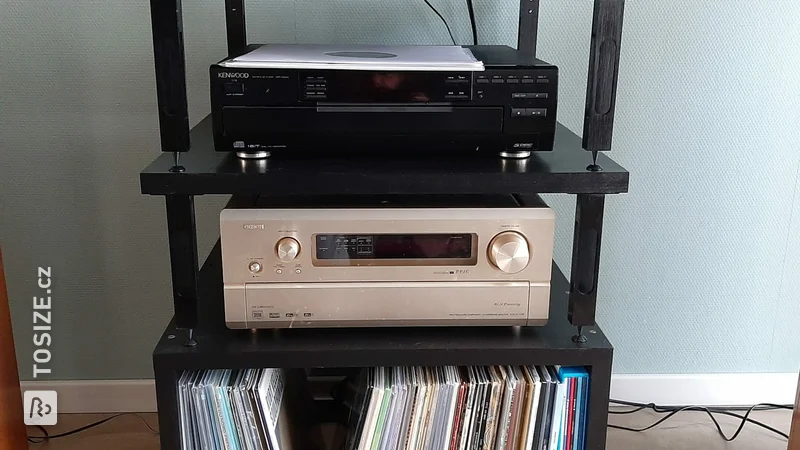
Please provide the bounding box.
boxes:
[146,0,626,447]
[152,243,614,450]
[140,115,629,196]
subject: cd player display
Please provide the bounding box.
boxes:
[302,71,473,103]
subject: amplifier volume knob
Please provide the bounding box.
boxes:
[488,232,530,274]
[276,237,300,262]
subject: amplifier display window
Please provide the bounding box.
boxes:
[313,233,477,266]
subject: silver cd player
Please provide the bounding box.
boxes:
[220,196,555,329]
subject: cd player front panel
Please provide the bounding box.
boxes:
[219,207,555,285]
[223,281,549,329]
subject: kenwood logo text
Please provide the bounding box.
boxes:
[218,72,250,79]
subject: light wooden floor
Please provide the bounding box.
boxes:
[26,409,792,450]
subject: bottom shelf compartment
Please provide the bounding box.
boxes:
[176,365,593,450]
[153,243,613,450]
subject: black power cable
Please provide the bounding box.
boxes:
[422,0,457,45]
[27,412,158,444]
[465,0,478,45]
[608,399,793,441]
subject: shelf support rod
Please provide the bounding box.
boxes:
[516,0,541,57]
[568,194,605,333]
[225,0,247,57]
[582,0,626,153]
[149,0,190,153]
[165,195,199,341]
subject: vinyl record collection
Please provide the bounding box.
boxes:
[343,366,589,450]
[177,368,316,450]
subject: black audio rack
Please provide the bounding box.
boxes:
[142,1,627,449]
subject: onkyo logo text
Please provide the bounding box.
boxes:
[217,72,250,79]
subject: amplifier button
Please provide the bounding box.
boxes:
[276,237,300,262]
[488,232,530,274]
[248,261,263,273]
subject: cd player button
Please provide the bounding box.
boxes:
[507,78,520,84]
[511,108,525,117]
[536,78,550,84]
[512,93,526,99]
[477,78,489,84]
[521,78,535,84]
[224,83,244,94]
[491,78,504,84]
[248,261,262,273]
[525,108,547,117]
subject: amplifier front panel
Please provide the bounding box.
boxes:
[220,208,555,285]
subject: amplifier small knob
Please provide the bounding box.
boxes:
[488,232,530,274]
[276,237,300,262]
[248,261,263,273]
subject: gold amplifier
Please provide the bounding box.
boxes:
[220,196,555,329]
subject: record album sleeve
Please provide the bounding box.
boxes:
[547,368,566,450]
[473,368,491,450]
[407,367,428,450]
[516,367,534,450]
[443,367,461,450]
[536,367,555,450]
[459,367,478,450]
[506,366,526,450]
[493,366,512,450]
[448,368,467,450]
[378,368,400,450]
[466,367,482,450]
[372,368,393,450]
[520,366,541,450]
[398,367,418,450]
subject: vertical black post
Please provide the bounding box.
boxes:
[582,0,625,152]
[585,354,613,450]
[165,195,199,333]
[225,0,247,57]
[149,0,190,153]
[516,0,541,57]
[569,194,605,331]
[154,363,180,450]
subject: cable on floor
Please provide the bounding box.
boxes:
[27,412,159,444]
[465,0,478,45]
[423,0,457,45]
[608,398,792,441]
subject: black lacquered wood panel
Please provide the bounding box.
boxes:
[141,116,629,196]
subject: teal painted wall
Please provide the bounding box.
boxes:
[1,0,798,379]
